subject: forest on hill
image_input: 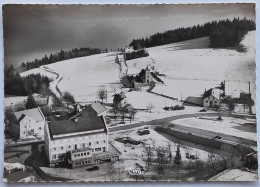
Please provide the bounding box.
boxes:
[4,65,50,96]
[129,17,255,49]
[19,47,102,72]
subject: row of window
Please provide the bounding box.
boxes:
[52,140,106,152]
[73,151,90,158]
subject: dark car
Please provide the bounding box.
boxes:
[87,166,99,171]
[214,135,222,139]
[199,108,207,112]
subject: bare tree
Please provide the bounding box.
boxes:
[128,106,137,123]
[146,103,154,113]
[207,153,217,174]
[97,86,107,104]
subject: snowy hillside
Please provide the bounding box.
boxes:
[126,31,256,111]
[45,52,120,102]
[19,31,255,107]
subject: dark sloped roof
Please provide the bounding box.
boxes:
[49,116,106,136]
[203,88,213,99]
[14,107,44,122]
[184,96,203,106]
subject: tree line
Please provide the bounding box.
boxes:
[4,65,50,96]
[129,17,255,49]
[20,47,102,71]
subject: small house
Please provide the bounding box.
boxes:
[14,107,46,139]
[203,88,221,107]
[83,101,107,117]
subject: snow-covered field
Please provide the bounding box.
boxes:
[208,169,258,181]
[126,31,256,112]
[171,116,257,141]
[110,127,221,169]
[43,52,121,102]
[4,96,27,108]
[19,68,56,81]
[19,31,255,110]
[122,91,202,122]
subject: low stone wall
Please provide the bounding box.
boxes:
[156,127,254,155]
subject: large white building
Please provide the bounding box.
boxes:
[14,107,45,139]
[44,111,119,167]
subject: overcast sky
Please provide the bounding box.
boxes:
[3,3,255,67]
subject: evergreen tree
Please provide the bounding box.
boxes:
[25,94,37,109]
[174,144,182,172]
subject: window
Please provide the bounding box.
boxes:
[96,141,99,144]
[95,148,101,152]
[103,140,106,143]
[214,101,217,104]
[81,153,83,156]
[82,143,85,148]
[88,142,91,146]
[39,127,41,130]
[84,153,86,156]
[22,131,25,134]
[87,152,90,155]
[52,154,56,159]
[78,154,80,157]
[53,147,56,151]
[74,154,77,157]
[61,146,64,150]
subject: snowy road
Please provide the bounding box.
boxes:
[39,66,64,99]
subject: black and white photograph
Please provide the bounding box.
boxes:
[2,3,258,182]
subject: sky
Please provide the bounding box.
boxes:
[3,3,256,67]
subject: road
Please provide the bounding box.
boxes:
[109,112,219,132]
[39,66,64,98]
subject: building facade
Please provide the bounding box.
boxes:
[44,114,119,168]
[14,107,45,139]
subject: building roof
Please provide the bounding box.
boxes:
[48,116,107,137]
[91,101,106,114]
[184,96,203,106]
[14,107,45,122]
[203,88,221,99]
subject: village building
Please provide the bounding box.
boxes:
[124,46,134,53]
[113,93,126,108]
[14,107,46,139]
[32,93,48,105]
[83,101,107,117]
[202,88,221,107]
[184,88,221,107]
[44,109,120,168]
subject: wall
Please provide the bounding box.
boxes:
[47,131,108,164]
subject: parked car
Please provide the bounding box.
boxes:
[87,166,99,171]
[199,108,207,112]
[214,135,222,139]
